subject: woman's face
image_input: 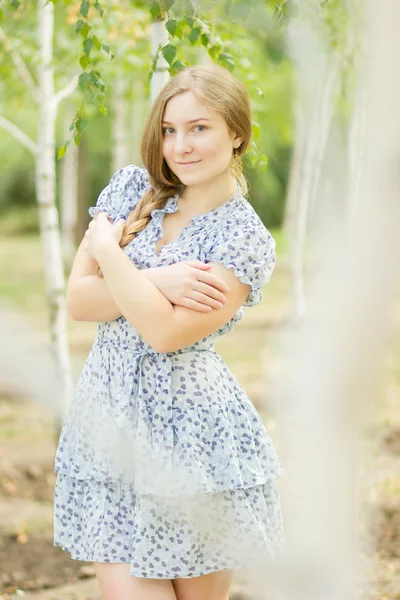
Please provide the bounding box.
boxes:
[162,90,242,186]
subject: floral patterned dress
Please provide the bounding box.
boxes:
[53,164,286,579]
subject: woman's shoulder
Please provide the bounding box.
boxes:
[89,164,151,219]
[120,164,152,198]
[218,197,275,248]
[112,164,151,193]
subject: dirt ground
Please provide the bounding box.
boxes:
[0,290,399,599]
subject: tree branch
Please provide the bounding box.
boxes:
[0,28,40,103]
[53,73,79,107]
[0,117,38,155]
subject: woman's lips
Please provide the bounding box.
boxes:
[177,160,201,167]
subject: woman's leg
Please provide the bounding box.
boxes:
[172,568,235,600]
[93,563,177,600]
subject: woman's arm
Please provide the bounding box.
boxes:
[67,237,163,322]
[94,237,249,353]
[67,238,230,322]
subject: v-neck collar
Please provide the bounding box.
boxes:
[150,182,244,227]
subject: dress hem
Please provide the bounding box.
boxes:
[53,542,281,579]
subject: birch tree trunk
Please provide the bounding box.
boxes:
[287,18,342,319]
[60,108,79,270]
[283,104,304,248]
[36,0,72,420]
[111,70,129,172]
[150,15,169,103]
[131,79,146,166]
[263,4,400,600]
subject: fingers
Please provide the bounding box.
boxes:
[187,288,227,310]
[181,298,214,313]
[186,261,230,293]
[193,273,230,295]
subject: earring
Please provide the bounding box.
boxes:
[230,151,243,180]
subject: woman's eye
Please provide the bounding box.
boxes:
[162,125,207,135]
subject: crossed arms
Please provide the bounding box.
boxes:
[67,237,251,353]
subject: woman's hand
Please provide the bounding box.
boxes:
[83,212,125,262]
[153,261,230,312]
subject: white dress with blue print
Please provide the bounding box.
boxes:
[53,165,286,579]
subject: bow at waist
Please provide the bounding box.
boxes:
[93,335,214,470]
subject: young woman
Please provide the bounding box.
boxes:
[54,64,285,600]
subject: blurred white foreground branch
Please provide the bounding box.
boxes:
[251,1,400,599]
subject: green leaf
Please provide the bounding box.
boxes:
[162,43,176,65]
[57,145,67,159]
[200,33,209,46]
[186,16,193,27]
[75,19,85,33]
[79,54,91,69]
[218,55,235,71]
[102,43,111,54]
[165,19,178,36]
[98,103,107,115]
[189,26,201,45]
[150,1,161,19]
[79,22,90,39]
[78,72,91,88]
[89,70,105,91]
[219,51,234,62]
[76,118,88,134]
[163,0,175,10]
[83,37,94,56]
[0,9,3,22]
[74,132,81,145]
[92,35,101,51]
[80,0,90,17]
[10,0,21,9]
[94,1,104,16]
[171,59,186,73]
[208,46,218,60]
[148,69,154,84]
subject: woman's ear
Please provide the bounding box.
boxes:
[233,135,244,150]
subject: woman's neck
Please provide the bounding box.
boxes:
[177,175,238,216]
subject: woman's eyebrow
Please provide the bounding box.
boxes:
[162,117,211,125]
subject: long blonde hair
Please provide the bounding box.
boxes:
[119,64,252,249]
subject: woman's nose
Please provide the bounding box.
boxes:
[174,133,192,153]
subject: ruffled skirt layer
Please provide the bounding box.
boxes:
[54,343,286,577]
[54,472,285,579]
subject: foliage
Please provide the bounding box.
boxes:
[0,0,299,228]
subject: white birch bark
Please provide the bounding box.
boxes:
[0,1,78,420]
[35,0,72,420]
[150,16,170,103]
[347,82,368,233]
[111,71,129,172]
[131,78,146,165]
[283,104,305,245]
[259,3,400,599]
[287,19,342,319]
[60,108,79,269]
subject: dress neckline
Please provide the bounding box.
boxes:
[151,181,244,226]
[148,182,244,257]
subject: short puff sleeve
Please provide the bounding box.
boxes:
[88,164,148,221]
[205,219,276,307]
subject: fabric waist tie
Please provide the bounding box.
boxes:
[96,337,214,471]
